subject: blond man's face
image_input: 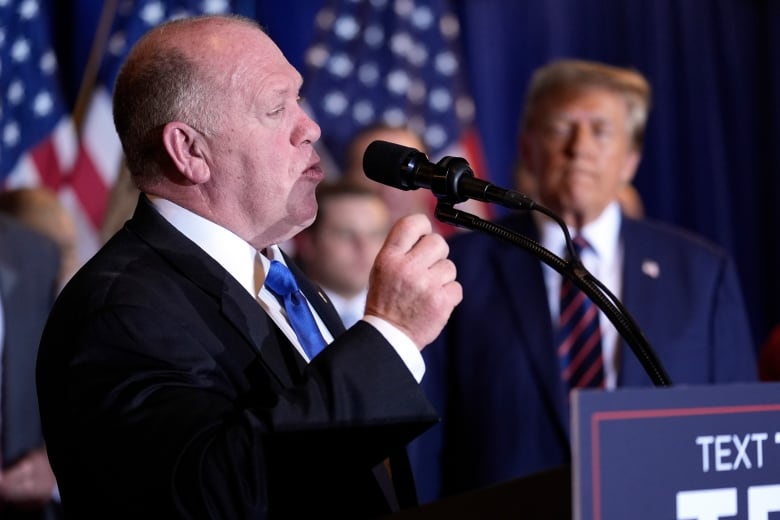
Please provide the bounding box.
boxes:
[522,87,639,227]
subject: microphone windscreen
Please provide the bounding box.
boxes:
[362,140,421,189]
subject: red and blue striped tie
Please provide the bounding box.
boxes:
[556,236,604,391]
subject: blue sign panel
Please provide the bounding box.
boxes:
[572,383,780,520]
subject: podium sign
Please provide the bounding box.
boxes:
[572,383,780,520]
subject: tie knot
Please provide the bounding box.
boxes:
[264,260,299,298]
[572,235,591,255]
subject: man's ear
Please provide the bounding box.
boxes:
[621,149,641,184]
[161,122,210,185]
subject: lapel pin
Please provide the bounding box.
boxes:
[641,259,660,279]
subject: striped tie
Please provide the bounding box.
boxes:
[556,235,604,391]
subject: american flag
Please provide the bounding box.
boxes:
[1,0,78,227]
[70,0,234,258]
[302,0,490,199]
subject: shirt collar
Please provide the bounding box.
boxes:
[149,196,263,297]
[537,200,622,259]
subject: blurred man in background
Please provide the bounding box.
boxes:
[344,124,437,226]
[410,58,757,501]
[0,215,62,519]
[0,188,79,288]
[295,181,390,328]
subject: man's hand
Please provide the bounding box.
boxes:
[365,214,462,349]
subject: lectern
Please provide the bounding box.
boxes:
[393,382,780,520]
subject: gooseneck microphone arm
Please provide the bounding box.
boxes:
[434,202,672,388]
[363,139,672,388]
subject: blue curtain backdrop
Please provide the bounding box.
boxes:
[62,0,780,349]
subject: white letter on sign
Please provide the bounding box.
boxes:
[748,484,780,520]
[677,488,737,520]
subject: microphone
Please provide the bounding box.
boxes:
[362,140,535,210]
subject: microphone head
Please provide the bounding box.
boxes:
[362,140,426,190]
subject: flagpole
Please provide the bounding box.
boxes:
[72,0,120,132]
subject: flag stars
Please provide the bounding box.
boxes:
[334,15,360,41]
[382,107,406,127]
[425,125,447,150]
[303,0,474,159]
[33,91,53,117]
[390,32,413,56]
[358,62,379,86]
[168,9,192,21]
[140,1,165,26]
[40,50,57,74]
[201,0,229,14]
[386,69,411,95]
[7,80,24,105]
[364,25,384,47]
[108,32,127,57]
[11,38,31,62]
[408,44,428,67]
[352,100,374,124]
[3,121,20,147]
[18,0,39,20]
[411,6,434,30]
[327,52,354,78]
[435,51,458,76]
[323,91,349,116]
[429,88,452,112]
[0,28,6,48]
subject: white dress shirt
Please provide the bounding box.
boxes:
[149,197,424,381]
[322,289,367,329]
[537,201,624,390]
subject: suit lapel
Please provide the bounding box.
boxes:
[494,214,570,433]
[282,251,347,337]
[617,218,662,385]
[126,195,301,387]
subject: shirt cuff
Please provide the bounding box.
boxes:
[362,316,425,383]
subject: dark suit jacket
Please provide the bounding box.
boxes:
[36,196,437,519]
[0,216,62,520]
[409,211,757,501]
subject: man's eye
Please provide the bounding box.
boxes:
[545,122,571,137]
[592,124,614,139]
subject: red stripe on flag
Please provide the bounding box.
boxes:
[30,138,65,190]
[70,147,109,229]
[460,127,489,181]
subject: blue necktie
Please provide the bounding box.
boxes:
[556,236,604,390]
[264,260,327,360]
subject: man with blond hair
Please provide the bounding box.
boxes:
[411,59,756,501]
